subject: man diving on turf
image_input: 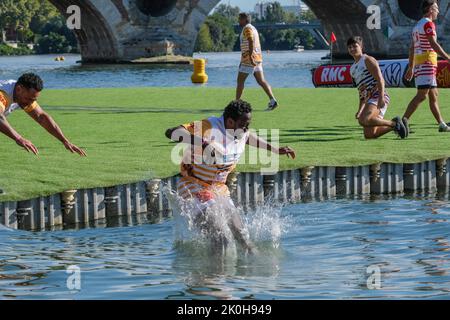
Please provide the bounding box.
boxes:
[0,73,86,156]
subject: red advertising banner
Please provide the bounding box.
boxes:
[313,60,450,88]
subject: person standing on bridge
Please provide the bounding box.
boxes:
[0,73,86,156]
[403,0,450,133]
[236,13,279,111]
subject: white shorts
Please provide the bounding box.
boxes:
[366,91,390,119]
[239,63,263,74]
[415,74,437,89]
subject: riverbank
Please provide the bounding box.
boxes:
[1,87,449,202]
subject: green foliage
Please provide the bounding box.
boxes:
[0,0,78,55]
[196,2,320,52]
[0,43,33,55]
[195,23,214,52]
[36,32,71,54]
[256,2,319,50]
[195,9,237,52]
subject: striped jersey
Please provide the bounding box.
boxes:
[240,24,263,66]
[0,80,39,116]
[350,54,382,101]
[412,17,438,77]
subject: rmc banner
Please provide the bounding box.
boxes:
[312,60,450,88]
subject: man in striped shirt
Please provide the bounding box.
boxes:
[165,100,296,253]
[403,0,450,132]
[236,13,279,111]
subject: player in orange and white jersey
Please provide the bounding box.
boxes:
[236,13,279,111]
[0,73,86,156]
[403,0,450,132]
[165,100,296,253]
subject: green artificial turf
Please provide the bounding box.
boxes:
[0,87,449,201]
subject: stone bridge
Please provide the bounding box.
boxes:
[48,0,450,62]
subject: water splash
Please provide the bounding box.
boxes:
[163,186,291,255]
[0,224,13,232]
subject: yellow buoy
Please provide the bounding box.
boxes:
[191,58,208,84]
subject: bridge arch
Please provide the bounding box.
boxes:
[48,0,120,62]
[46,0,448,62]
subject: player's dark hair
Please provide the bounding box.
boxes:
[17,73,44,91]
[239,12,251,24]
[347,36,364,48]
[223,100,252,121]
[423,0,438,14]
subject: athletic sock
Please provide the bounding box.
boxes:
[439,121,448,128]
[270,98,277,104]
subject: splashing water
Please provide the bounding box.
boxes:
[0,224,13,232]
[163,186,292,256]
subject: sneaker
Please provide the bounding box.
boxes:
[392,116,407,139]
[402,117,410,138]
[439,123,450,132]
[266,100,279,111]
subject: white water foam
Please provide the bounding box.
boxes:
[163,186,292,255]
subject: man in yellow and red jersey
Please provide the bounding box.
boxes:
[165,100,296,252]
[236,13,279,111]
[403,0,450,132]
[0,73,86,156]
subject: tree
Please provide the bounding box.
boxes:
[0,0,39,42]
[204,13,237,52]
[195,24,214,52]
[36,32,70,54]
[264,2,286,23]
[29,0,60,36]
[213,3,240,22]
[299,9,317,22]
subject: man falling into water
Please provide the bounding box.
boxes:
[236,13,279,111]
[0,73,86,156]
[403,0,450,132]
[165,100,296,253]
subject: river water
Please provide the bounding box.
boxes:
[0,51,329,89]
[1,197,449,299]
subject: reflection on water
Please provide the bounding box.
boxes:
[0,51,329,89]
[1,197,450,299]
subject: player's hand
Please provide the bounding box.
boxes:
[64,141,87,156]
[405,67,414,82]
[16,137,39,155]
[277,146,296,159]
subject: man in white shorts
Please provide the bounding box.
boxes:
[236,13,278,111]
[403,0,450,132]
[348,36,408,139]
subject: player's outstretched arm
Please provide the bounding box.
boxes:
[247,132,296,159]
[27,105,86,156]
[0,113,39,155]
[166,125,203,146]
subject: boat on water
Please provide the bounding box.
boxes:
[293,45,305,52]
